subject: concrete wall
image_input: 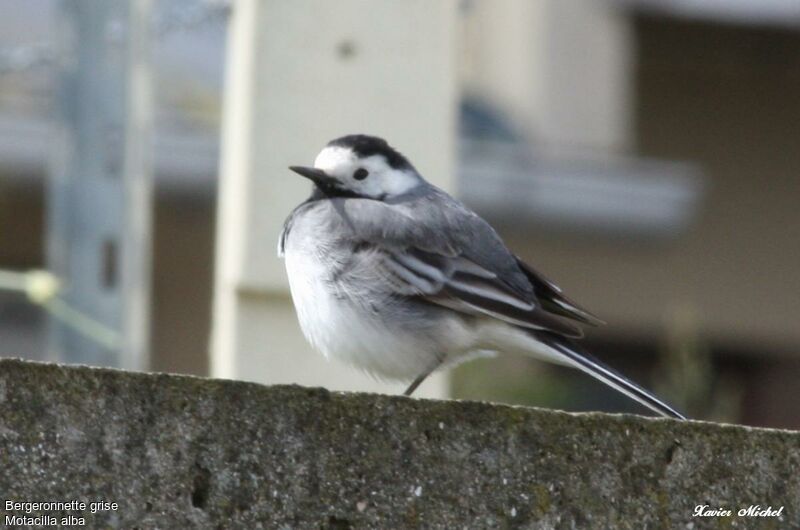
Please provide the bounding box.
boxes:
[0,358,797,528]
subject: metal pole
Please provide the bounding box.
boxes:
[47,0,153,370]
[121,0,154,371]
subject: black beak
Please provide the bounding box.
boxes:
[289,166,340,188]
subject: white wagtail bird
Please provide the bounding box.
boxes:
[279,134,685,419]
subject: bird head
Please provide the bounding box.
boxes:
[289,135,422,200]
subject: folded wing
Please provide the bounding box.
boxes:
[378,247,585,338]
[514,256,605,327]
[334,194,599,338]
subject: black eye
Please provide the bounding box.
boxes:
[353,168,369,180]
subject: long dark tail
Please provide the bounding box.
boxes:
[531,331,687,419]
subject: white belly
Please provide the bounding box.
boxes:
[284,246,476,381]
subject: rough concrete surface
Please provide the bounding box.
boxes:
[0,358,797,529]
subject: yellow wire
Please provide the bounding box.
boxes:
[0,268,121,350]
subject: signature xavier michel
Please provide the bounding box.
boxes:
[693,505,785,518]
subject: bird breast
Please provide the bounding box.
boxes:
[282,203,476,380]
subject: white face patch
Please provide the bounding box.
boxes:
[312,146,421,199]
[314,146,357,174]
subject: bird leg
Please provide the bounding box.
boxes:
[403,357,444,396]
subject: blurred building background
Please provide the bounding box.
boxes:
[0,0,798,427]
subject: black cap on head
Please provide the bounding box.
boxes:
[327,134,413,170]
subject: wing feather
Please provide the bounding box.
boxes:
[514,256,605,326]
[380,247,584,338]
[330,194,596,337]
